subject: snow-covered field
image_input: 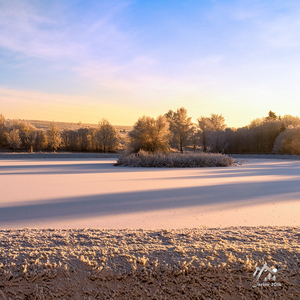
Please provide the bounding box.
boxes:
[1,155,300,229]
[1,155,300,298]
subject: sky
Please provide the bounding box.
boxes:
[0,0,300,127]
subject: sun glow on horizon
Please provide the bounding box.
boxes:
[0,0,299,127]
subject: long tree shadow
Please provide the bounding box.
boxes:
[0,178,299,224]
[1,160,300,177]
[134,161,300,180]
[0,161,165,175]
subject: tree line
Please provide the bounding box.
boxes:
[0,109,299,155]
[0,116,120,153]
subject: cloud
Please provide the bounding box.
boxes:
[0,0,131,61]
[0,0,171,94]
[0,1,71,59]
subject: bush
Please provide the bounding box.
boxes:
[116,150,234,167]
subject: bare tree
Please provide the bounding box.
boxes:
[97,119,120,153]
[127,115,170,153]
[47,122,61,152]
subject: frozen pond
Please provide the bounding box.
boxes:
[0,157,300,228]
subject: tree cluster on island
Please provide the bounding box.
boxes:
[0,109,299,155]
[127,109,300,155]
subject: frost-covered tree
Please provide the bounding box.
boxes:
[0,114,5,127]
[77,128,90,151]
[68,130,80,151]
[209,113,226,131]
[47,122,61,152]
[127,115,170,153]
[190,125,200,152]
[206,130,228,153]
[281,114,300,128]
[19,122,36,150]
[197,114,227,153]
[34,129,48,150]
[9,119,36,150]
[248,118,264,129]
[7,129,21,151]
[88,128,98,151]
[197,116,212,152]
[97,119,120,153]
[0,114,7,147]
[273,126,300,155]
[61,130,71,151]
[165,107,193,153]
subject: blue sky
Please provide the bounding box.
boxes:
[0,0,300,126]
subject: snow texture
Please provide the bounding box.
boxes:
[0,227,299,299]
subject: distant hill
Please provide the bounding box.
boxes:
[6,119,133,133]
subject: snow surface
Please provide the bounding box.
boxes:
[0,157,300,229]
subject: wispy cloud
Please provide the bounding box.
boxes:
[0,0,131,61]
[0,0,169,93]
[0,1,72,59]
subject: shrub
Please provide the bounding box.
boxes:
[116,150,234,167]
